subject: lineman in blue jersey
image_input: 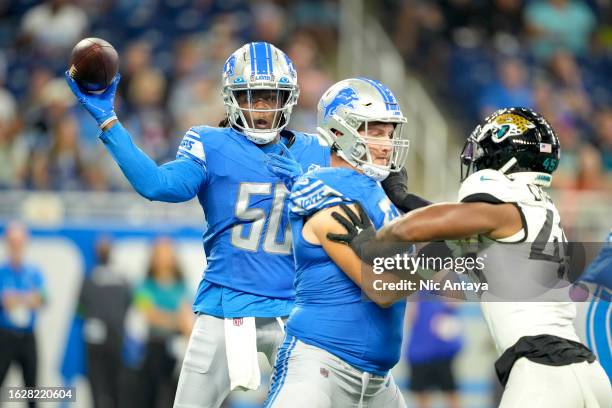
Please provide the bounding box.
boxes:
[265,78,412,408]
[65,42,332,408]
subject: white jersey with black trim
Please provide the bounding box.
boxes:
[458,169,579,354]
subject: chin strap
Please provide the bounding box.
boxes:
[498,157,518,174]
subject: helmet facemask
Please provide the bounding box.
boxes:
[221,42,300,145]
[224,85,299,144]
[460,126,487,182]
[322,114,409,181]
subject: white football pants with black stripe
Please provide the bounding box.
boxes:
[264,334,406,408]
[174,314,285,408]
[500,358,611,407]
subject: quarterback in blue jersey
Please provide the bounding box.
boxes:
[264,78,412,408]
[66,42,333,408]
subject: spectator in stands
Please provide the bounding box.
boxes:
[479,57,534,117]
[167,39,225,133]
[0,223,46,408]
[405,293,463,408]
[118,41,153,115]
[29,114,86,190]
[547,115,594,190]
[124,69,171,163]
[252,0,286,45]
[525,0,596,60]
[286,32,333,132]
[486,0,525,38]
[547,51,592,127]
[78,238,132,408]
[392,1,448,77]
[19,0,89,62]
[133,238,192,408]
[0,87,27,189]
[585,109,612,190]
[18,68,53,138]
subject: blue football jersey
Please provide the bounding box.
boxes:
[175,126,329,311]
[286,167,406,375]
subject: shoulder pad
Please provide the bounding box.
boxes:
[290,130,330,148]
[176,126,230,165]
[458,169,531,204]
[289,168,352,216]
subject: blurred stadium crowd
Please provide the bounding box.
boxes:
[0,0,338,191]
[383,0,612,191]
[0,0,610,192]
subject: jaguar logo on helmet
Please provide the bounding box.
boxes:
[487,113,536,142]
[460,107,561,187]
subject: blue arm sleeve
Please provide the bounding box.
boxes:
[99,122,207,202]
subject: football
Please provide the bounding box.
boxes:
[69,37,119,93]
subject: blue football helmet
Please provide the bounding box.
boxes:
[317,77,409,181]
[222,42,300,144]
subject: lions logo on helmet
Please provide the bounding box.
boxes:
[223,55,237,78]
[322,87,359,120]
[221,42,300,144]
[316,78,409,181]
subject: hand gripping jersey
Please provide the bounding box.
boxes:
[286,167,405,375]
[458,169,580,354]
[176,126,329,309]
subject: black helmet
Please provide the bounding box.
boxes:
[460,107,561,186]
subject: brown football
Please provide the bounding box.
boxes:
[69,37,119,93]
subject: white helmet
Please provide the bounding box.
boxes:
[317,77,409,181]
[222,42,300,144]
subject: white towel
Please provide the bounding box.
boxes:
[224,317,260,391]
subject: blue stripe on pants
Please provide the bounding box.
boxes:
[264,335,297,407]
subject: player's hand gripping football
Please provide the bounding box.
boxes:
[65,71,120,129]
[266,142,303,190]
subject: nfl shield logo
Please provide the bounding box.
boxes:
[319,367,329,378]
[233,318,243,326]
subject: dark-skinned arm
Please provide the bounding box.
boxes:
[377,202,523,243]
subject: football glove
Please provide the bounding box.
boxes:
[266,142,303,191]
[381,166,431,212]
[65,70,120,128]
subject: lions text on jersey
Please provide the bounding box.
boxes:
[176,126,330,317]
[286,167,404,375]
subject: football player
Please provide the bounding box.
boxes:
[328,108,612,407]
[264,78,412,408]
[579,231,612,383]
[65,42,420,408]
